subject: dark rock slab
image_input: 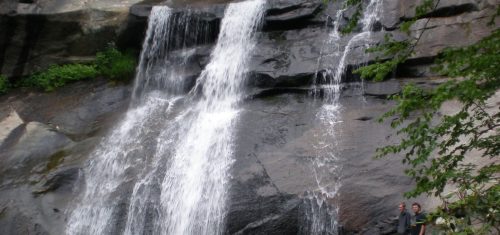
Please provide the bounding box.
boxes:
[229,87,426,233]
[2,79,131,139]
[264,0,324,31]
[363,80,402,98]
[410,8,500,59]
[33,167,80,195]
[228,92,345,233]
[334,95,416,232]
[380,0,481,30]
[248,27,326,88]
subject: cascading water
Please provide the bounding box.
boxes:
[302,0,382,234]
[66,7,212,235]
[333,0,382,87]
[66,1,265,234]
[156,1,265,234]
[313,9,344,104]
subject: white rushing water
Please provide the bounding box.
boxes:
[66,1,265,234]
[66,7,195,235]
[304,0,382,234]
[157,0,265,234]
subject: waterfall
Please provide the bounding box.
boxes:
[132,7,216,101]
[156,1,265,234]
[66,0,265,234]
[303,0,382,234]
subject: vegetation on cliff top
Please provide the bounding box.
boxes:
[24,64,99,92]
[20,44,136,92]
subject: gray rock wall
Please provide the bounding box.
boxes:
[0,0,498,234]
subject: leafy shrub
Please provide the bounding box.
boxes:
[0,75,9,94]
[25,64,98,91]
[18,44,136,92]
[95,45,136,80]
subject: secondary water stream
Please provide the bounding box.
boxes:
[303,0,382,234]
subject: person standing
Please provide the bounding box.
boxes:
[411,202,427,235]
[397,202,411,234]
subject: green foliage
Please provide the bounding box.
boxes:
[376,29,500,234]
[0,75,9,94]
[95,45,136,81]
[357,34,411,81]
[355,35,416,81]
[24,64,98,92]
[20,44,136,92]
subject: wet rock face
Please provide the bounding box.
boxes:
[264,0,324,30]
[4,80,131,138]
[0,80,130,235]
[0,121,74,235]
[227,87,426,233]
[1,122,73,171]
[249,27,325,88]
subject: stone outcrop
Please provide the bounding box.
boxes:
[1,122,73,174]
[0,0,138,79]
[0,79,129,235]
[383,0,500,77]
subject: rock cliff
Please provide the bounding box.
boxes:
[0,0,498,234]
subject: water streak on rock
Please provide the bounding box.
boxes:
[304,1,383,234]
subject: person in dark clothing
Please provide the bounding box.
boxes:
[397,202,411,234]
[411,202,426,235]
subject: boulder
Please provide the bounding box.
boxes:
[0,122,73,174]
